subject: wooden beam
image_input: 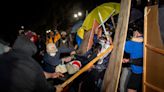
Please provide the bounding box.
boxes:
[145,44,164,55]
[77,31,91,55]
[144,82,164,92]
[101,0,131,92]
[143,6,148,92]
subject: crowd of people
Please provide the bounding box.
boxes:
[0,25,114,91]
[0,4,144,92]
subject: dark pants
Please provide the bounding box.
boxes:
[127,73,142,92]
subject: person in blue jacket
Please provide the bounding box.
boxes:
[123,25,143,92]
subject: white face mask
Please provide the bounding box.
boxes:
[46,43,58,53]
[99,40,105,46]
[49,53,56,56]
[62,40,66,43]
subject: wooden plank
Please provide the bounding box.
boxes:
[146,44,164,55]
[101,0,131,92]
[87,19,100,51]
[77,20,101,54]
[77,31,91,55]
[145,5,163,48]
[144,82,164,92]
[61,45,113,88]
[145,49,164,91]
[143,6,148,92]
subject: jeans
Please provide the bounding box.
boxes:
[120,67,131,92]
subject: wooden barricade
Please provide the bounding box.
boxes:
[144,5,164,92]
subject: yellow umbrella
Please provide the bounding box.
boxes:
[82,2,120,31]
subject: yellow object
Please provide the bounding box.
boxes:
[77,27,84,39]
[54,32,61,43]
[47,37,53,44]
[46,32,61,44]
[82,2,120,31]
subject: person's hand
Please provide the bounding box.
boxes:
[40,50,44,56]
[122,58,130,63]
[55,85,63,92]
[70,51,76,55]
[61,58,66,62]
[74,45,78,50]
[88,65,94,71]
[51,72,64,78]
[62,56,72,63]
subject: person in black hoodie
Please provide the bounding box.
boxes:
[0,35,63,92]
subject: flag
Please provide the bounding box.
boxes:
[76,27,84,47]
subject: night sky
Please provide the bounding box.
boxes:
[0,0,120,43]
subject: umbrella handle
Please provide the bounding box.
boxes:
[98,12,107,34]
[98,9,115,35]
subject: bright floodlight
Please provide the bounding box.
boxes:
[21,26,24,29]
[74,14,78,18]
[46,31,49,33]
[78,12,82,16]
[46,30,51,33]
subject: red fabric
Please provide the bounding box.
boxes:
[72,61,81,68]
[31,35,38,43]
[25,31,38,43]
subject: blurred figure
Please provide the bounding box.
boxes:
[58,31,69,48]
[46,30,61,46]
[34,34,46,64]
[123,26,143,92]
[0,39,11,54]
[18,26,25,35]
[58,31,74,58]
[0,35,64,92]
[43,43,74,73]
[120,52,131,92]
[97,33,112,65]
[24,30,38,43]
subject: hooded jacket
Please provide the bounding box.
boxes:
[125,37,143,74]
[0,36,54,92]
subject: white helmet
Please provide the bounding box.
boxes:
[61,31,67,35]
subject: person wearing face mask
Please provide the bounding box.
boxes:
[57,31,74,59]
[97,33,112,65]
[57,31,69,48]
[43,43,74,73]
